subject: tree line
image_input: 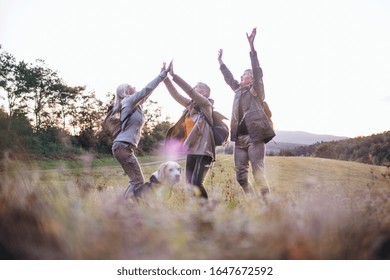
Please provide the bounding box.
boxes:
[0,45,173,159]
[282,131,390,166]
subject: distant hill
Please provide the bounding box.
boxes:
[272,130,348,145]
[222,131,348,155]
[266,130,348,154]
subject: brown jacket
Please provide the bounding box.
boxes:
[164,74,216,160]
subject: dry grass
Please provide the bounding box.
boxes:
[1,154,389,260]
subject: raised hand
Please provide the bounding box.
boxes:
[246,27,257,51]
[167,60,174,76]
[161,62,166,72]
[218,49,224,65]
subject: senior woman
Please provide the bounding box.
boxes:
[112,63,170,198]
[163,61,215,201]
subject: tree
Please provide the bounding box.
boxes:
[0,108,33,155]
[29,60,62,130]
[75,91,106,133]
[314,143,334,158]
[137,100,167,154]
[142,100,162,134]
[70,91,107,151]
[49,82,85,131]
[0,46,18,116]
[279,149,295,157]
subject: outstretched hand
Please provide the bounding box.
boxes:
[161,60,174,75]
[246,27,257,51]
[161,62,167,72]
[218,49,224,65]
[167,60,174,76]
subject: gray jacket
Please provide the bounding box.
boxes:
[220,51,275,143]
[164,75,216,160]
[114,71,167,147]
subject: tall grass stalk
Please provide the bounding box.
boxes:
[1,154,389,259]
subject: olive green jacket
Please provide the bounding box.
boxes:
[220,51,275,143]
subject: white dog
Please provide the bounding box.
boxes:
[132,161,182,200]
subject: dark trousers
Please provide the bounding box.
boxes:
[186,155,213,199]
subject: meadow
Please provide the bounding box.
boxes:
[0,154,389,260]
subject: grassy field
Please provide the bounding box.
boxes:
[1,154,389,259]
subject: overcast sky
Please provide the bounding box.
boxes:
[1,0,389,137]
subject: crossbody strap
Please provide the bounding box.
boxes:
[119,105,138,132]
[194,106,213,127]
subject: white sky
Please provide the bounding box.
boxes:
[1,0,389,137]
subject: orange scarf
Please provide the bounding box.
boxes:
[181,116,194,142]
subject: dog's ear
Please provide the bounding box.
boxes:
[156,162,167,182]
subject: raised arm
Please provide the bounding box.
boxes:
[246,27,256,53]
[131,67,168,106]
[123,67,168,109]
[218,49,224,66]
[218,49,240,91]
[167,62,210,107]
[162,61,191,107]
[171,74,210,108]
[247,28,265,101]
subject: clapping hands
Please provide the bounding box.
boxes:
[161,60,174,76]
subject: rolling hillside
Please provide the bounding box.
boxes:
[212,155,389,198]
[265,131,389,167]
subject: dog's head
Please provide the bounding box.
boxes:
[151,161,182,187]
[147,161,182,201]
